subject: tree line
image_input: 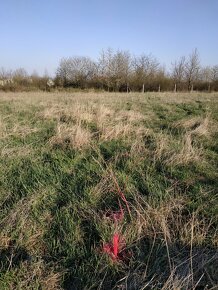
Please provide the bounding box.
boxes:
[0,68,54,91]
[1,48,218,92]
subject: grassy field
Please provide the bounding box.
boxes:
[0,91,217,290]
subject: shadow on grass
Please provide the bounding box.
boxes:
[0,242,30,273]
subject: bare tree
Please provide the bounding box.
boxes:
[132,54,159,91]
[171,56,186,91]
[111,50,131,91]
[0,67,13,79]
[97,48,131,91]
[56,58,70,86]
[56,56,97,88]
[199,66,213,91]
[98,48,114,90]
[200,66,212,81]
[52,48,218,92]
[12,68,29,87]
[13,68,28,80]
[211,65,218,82]
[185,49,200,91]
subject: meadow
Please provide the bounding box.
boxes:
[0,91,217,289]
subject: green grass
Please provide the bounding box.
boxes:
[0,92,218,289]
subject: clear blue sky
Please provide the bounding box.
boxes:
[0,0,217,75]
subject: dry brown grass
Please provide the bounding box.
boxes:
[0,186,58,257]
[49,123,92,149]
[41,103,94,123]
[0,116,7,139]
[41,105,66,120]
[41,99,148,145]
[173,115,216,137]
[0,234,11,249]
[180,213,215,246]
[1,145,32,158]
[115,194,218,289]
[4,259,64,290]
[163,133,204,166]
[115,109,145,123]
[100,123,133,141]
[95,104,115,124]
[41,268,63,290]
[152,131,203,167]
[0,197,44,254]
[0,90,217,104]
